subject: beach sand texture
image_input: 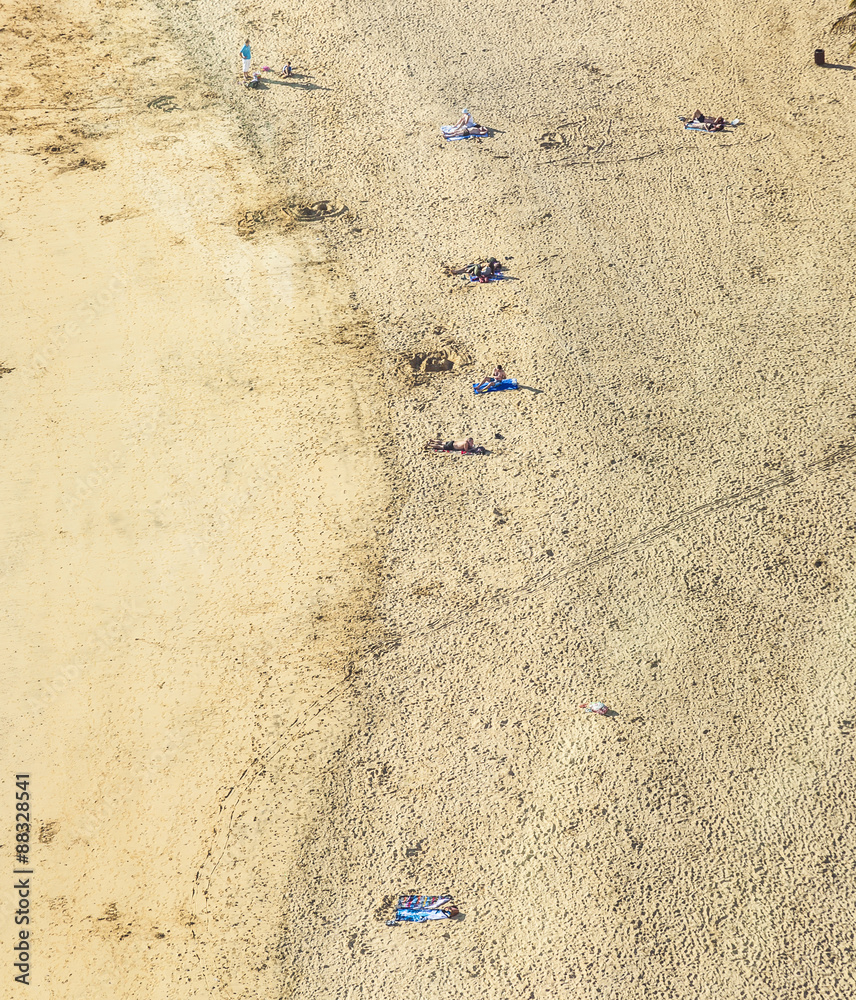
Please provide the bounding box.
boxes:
[3,0,856,997]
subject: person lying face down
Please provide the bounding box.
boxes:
[449,124,488,137]
[425,437,475,452]
[447,258,502,277]
[424,438,494,455]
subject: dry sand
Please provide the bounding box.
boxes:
[3,0,856,997]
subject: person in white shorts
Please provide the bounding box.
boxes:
[240,39,251,79]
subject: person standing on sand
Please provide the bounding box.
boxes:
[240,38,251,80]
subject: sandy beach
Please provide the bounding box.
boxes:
[3,0,856,997]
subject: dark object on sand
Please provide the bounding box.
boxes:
[814,48,825,65]
[393,895,460,922]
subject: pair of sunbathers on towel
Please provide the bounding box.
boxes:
[428,442,487,454]
[682,111,730,132]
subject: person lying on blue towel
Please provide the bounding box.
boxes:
[442,109,488,137]
[684,110,725,131]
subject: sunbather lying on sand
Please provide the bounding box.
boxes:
[424,438,487,454]
[442,109,488,137]
[474,364,507,393]
[426,437,473,452]
[445,258,503,277]
[684,110,725,131]
[445,124,489,137]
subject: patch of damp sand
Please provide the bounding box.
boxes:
[1,1,395,997]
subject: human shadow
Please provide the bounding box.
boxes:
[265,77,329,91]
[684,126,737,135]
[822,62,854,70]
[424,446,492,456]
[516,385,543,394]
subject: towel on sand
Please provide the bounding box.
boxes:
[395,894,455,922]
[441,125,490,141]
[398,895,452,911]
[395,908,454,922]
[473,378,518,394]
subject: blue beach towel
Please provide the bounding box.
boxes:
[395,895,455,922]
[473,378,518,394]
[395,908,453,922]
[398,895,452,911]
